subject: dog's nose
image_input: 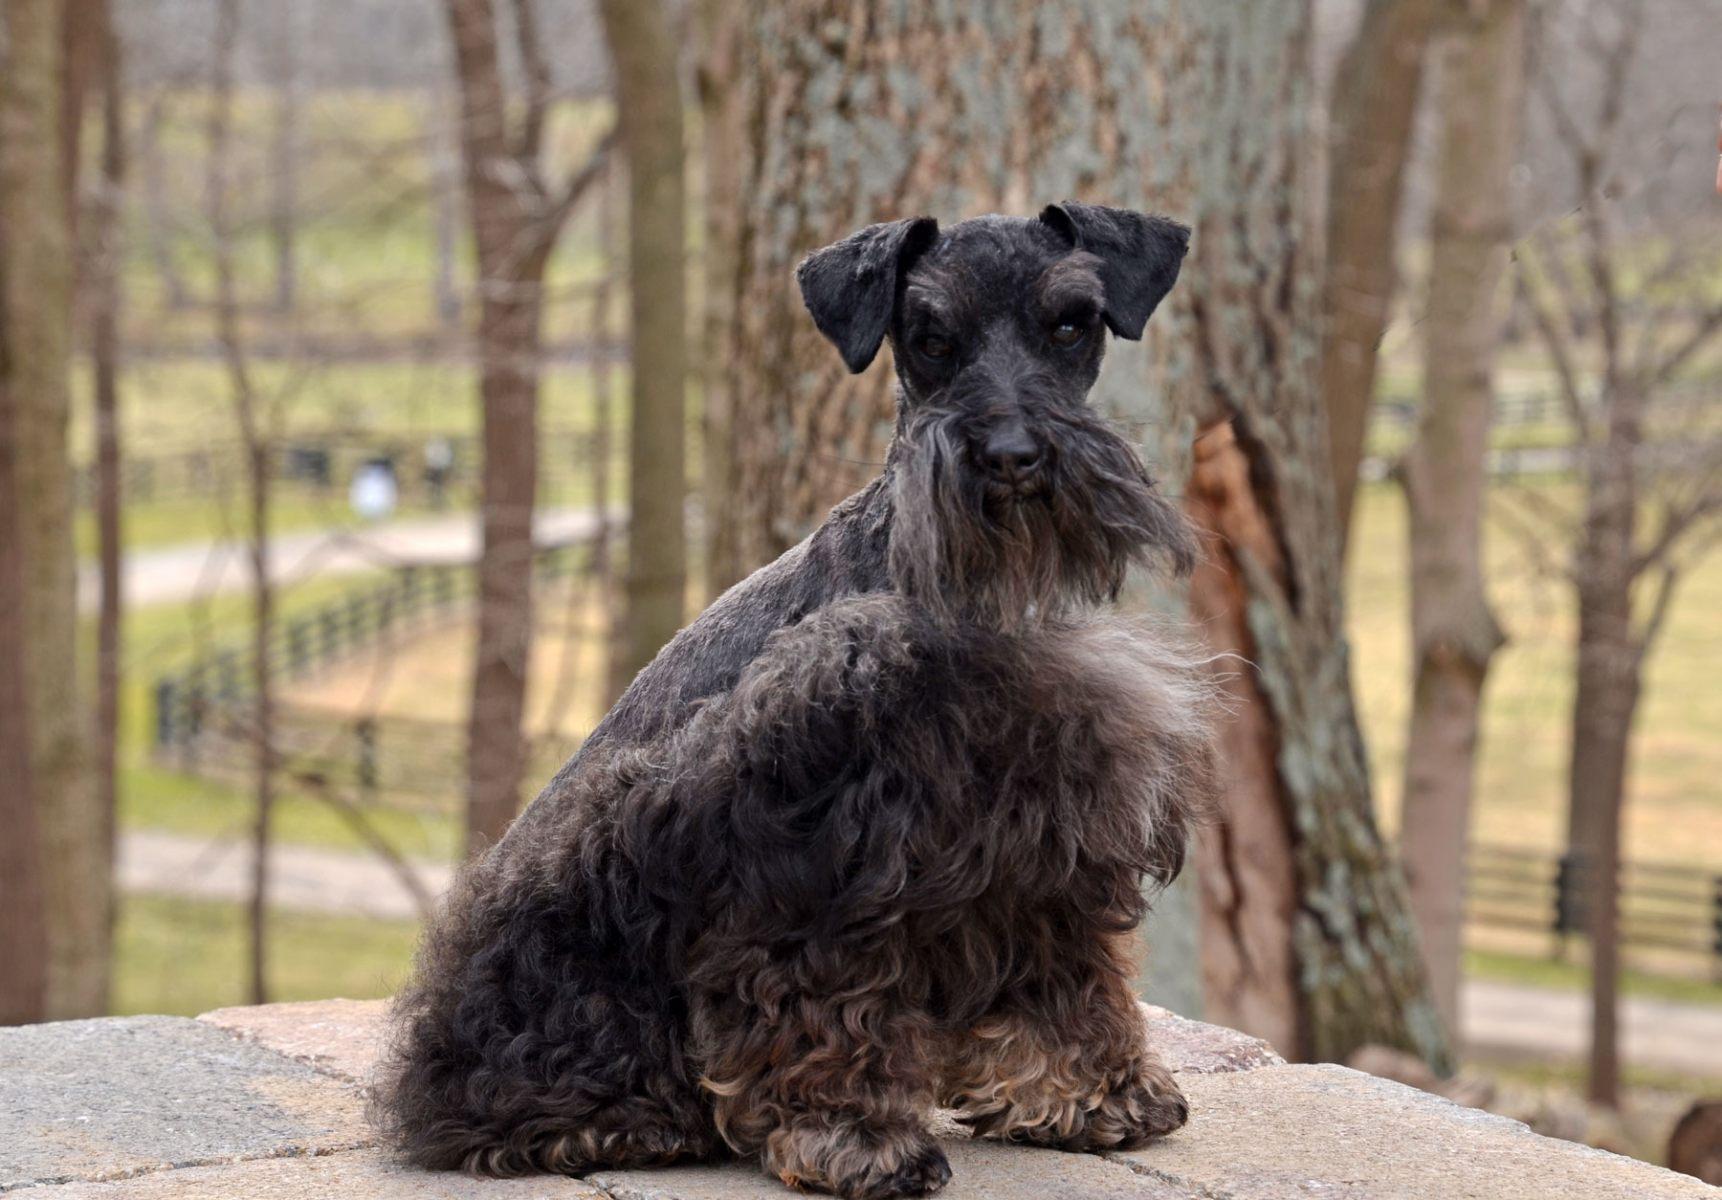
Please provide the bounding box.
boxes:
[980,425,1044,485]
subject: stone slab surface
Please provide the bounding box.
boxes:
[186,999,1272,1096]
[198,998,390,1084]
[42,1147,605,1199]
[593,1137,1202,1200]
[1140,1004,1283,1075]
[1111,1063,1718,1199]
[0,1015,368,1191]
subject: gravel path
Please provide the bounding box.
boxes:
[79,505,605,609]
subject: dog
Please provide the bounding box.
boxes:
[375,202,1218,1200]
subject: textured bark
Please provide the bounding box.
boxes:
[1397,0,1520,1039]
[597,0,688,691]
[716,2,1445,1064]
[1151,2,1450,1070]
[444,0,611,852]
[1322,0,1439,545]
[1,0,106,1019]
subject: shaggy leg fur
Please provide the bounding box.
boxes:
[695,970,948,1199]
[372,807,719,1175]
[940,935,1187,1150]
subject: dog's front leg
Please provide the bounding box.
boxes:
[940,931,1187,1152]
[692,950,950,1200]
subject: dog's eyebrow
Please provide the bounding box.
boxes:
[903,274,959,326]
[1034,253,1106,315]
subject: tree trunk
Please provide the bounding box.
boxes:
[597,0,687,690]
[445,0,552,853]
[1397,0,1520,1038]
[0,305,49,1027]
[1153,1,1451,1069]
[91,0,124,942]
[1322,0,1439,545]
[714,3,1447,1064]
[1569,443,1641,1109]
[209,0,275,1005]
[696,0,744,597]
[1,0,107,1019]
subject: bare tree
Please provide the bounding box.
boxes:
[208,0,278,1005]
[1323,0,1441,544]
[596,0,688,691]
[1512,0,1722,1106]
[444,0,614,853]
[1,0,106,1019]
[1397,0,1523,1037]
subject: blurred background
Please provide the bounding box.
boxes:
[0,0,1718,1181]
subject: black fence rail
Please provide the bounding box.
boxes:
[1466,842,1722,972]
[152,540,595,752]
[78,427,614,509]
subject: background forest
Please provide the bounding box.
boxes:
[1,0,1719,1178]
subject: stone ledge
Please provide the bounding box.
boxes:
[1,1001,1711,1199]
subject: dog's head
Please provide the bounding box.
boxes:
[797,203,1197,628]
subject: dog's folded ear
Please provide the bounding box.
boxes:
[797,217,940,374]
[1038,201,1190,340]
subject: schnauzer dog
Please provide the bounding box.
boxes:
[376,202,1218,1199]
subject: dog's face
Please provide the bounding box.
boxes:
[797,203,1197,628]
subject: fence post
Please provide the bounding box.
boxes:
[286,620,310,677]
[1554,850,1584,959]
[1711,875,1722,983]
[154,678,178,749]
[320,608,342,663]
[356,718,378,799]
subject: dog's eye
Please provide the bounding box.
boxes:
[918,334,953,361]
[1050,321,1087,348]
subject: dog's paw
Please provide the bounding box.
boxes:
[765,1117,951,1199]
[1079,1060,1188,1151]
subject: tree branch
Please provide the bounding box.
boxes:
[1514,251,1594,443]
[510,0,552,171]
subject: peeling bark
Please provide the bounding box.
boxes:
[1150,2,1451,1070]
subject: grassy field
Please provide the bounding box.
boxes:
[1348,481,1722,866]
[113,894,417,1017]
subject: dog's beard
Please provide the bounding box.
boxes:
[887,405,1196,631]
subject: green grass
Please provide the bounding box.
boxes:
[120,762,458,861]
[1465,949,1722,1008]
[113,893,419,1017]
[1347,479,1722,867]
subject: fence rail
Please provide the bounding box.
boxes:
[152,538,596,752]
[1466,842,1722,972]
